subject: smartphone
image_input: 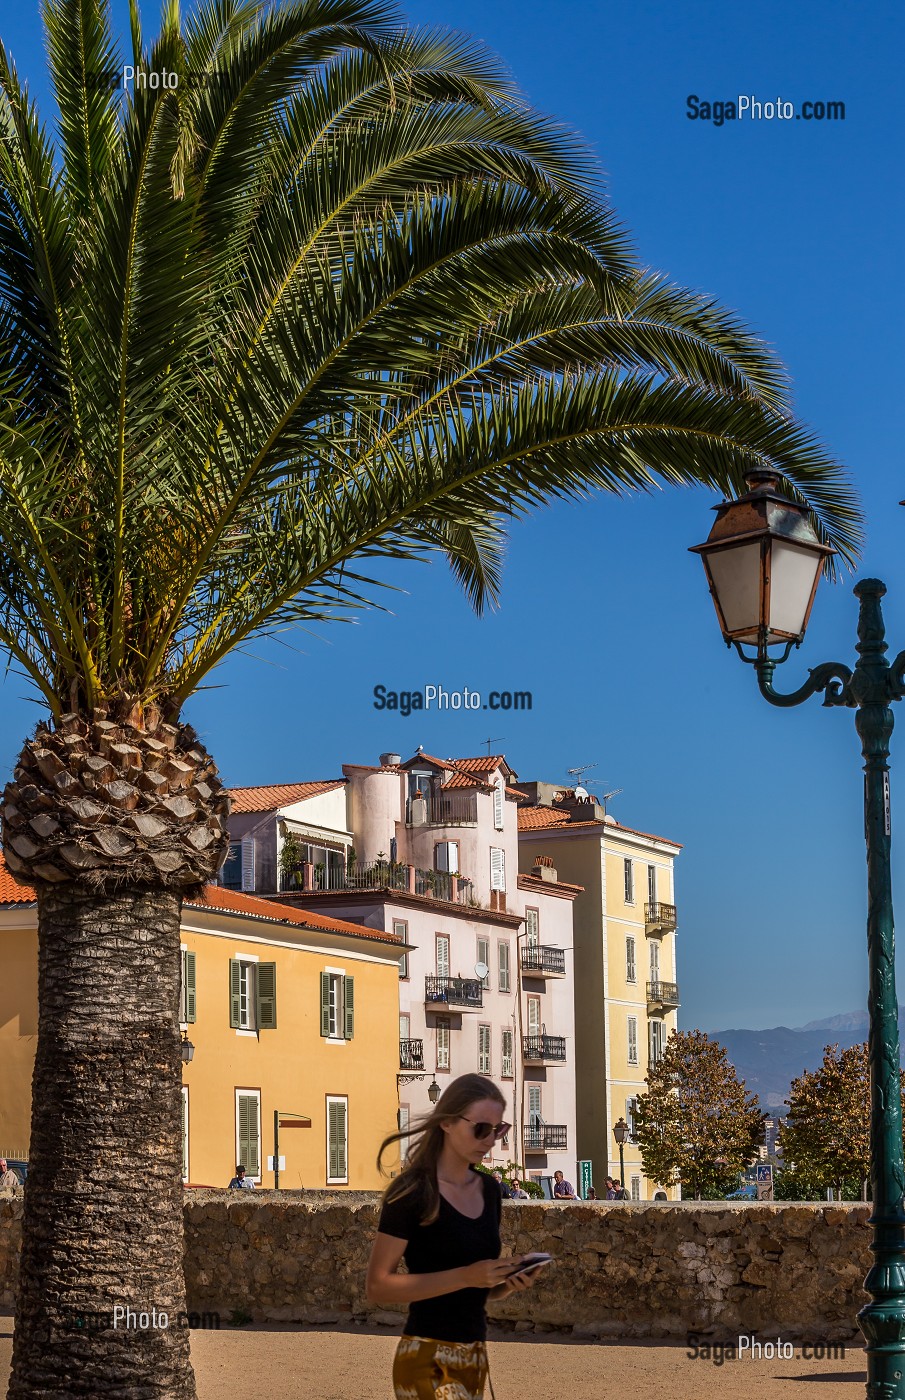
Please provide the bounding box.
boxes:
[507,1252,553,1280]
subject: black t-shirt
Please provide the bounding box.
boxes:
[376,1167,503,1342]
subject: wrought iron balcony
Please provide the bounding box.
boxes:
[523,1124,567,1152]
[406,793,478,826]
[647,980,680,1010]
[399,1038,424,1072]
[645,902,677,934]
[425,975,483,1010]
[522,1032,567,1063]
[520,945,566,977]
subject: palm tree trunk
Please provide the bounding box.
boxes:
[8,883,195,1399]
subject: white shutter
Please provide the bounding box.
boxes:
[241,835,256,892]
[526,909,539,947]
[528,1085,542,1123]
[648,864,657,905]
[527,996,541,1037]
[490,846,505,891]
[627,1016,638,1064]
[435,841,459,874]
[477,937,490,988]
[436,935,450,979]
[501,1029,513,1077]
[479,1024,491,1074]
[437,1016,450,1069]
[498,941,510,992]
[399,1013,410,1039]
[493,776,504,830]
[626,936,636,983]
[399,1104,411,1164]
[650,940,660,980]
[626,1097,638,1136]
[649,1020,663,1065]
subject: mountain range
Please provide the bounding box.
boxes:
[708,1009,905,1110]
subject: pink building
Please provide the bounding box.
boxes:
[222,751,580,1189]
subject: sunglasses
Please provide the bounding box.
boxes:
[457,1115,511,1141]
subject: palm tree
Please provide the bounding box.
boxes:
[0,0,859,1393]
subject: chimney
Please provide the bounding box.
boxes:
[533,855,558,883]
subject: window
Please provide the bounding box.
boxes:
[650,939,660,981]
[399,1013,410,1041]
[624,858,634,904]
[493,775,505,830]
[630,1175,641,1201]
[435,841,459,874]
[327,1096,348,1184]
[241,835,256,892]
[229,959,277,1031]
[498,941,511,992]
[436,1016,450,1070]
[527,995,541,1038]
[436,934,450,979]
[625,936,636,984]
[490,846,506,892]
[321,971,354,1039]
[221,843,242,890]
[649,1019,664,1066]
[236,1091,261,1179]
[627,1016,638,1065]
[180,949,197,1024]
[525,908,539,947]
[626,1096,639,1137]
[501,1028,514,1078]
[527,1085,542,1136]
[478,1024,491,1074]
[394,921,409,980]
[181,1086,189,1183]
[399,1104,411,1164]
[648,863,657,906]
[477,937,491,989]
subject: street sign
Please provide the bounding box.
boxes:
[579,1159,593,1199]
[756,1163,773,1200]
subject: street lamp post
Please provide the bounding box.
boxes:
[613,1117,629,1193]
[692,469,905,1398]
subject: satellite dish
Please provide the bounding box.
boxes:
[474,961,490,981]
[573,785,589,800]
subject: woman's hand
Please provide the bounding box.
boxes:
[463,1256,528,1290]
[488,1261,541,1301]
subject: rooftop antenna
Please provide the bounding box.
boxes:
[600,787,623,816]
[567,763,597,790]
[483,736,505,756]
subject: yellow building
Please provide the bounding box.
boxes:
[517,787,681,1200]
[0,861,403,1189]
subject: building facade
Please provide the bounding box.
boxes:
[517,785,682,1200]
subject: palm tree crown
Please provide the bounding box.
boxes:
[0,0,860,725]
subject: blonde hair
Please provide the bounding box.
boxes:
[376,1073,505,1226]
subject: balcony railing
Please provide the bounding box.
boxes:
[281,861,476,905]
[399,1038,424,1071]
[522,1032,567,1063]
[647,980,680,1009]
[425,975,483,1009]
[406,793,478,826]
[520,945,566,977]
[645,902,677,933]
[523,1124,567,1152]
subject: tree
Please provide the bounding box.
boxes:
[0,1,860,1393]
[781,1042,905,1200]
[633,1030,765,1199]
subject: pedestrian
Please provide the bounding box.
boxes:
[611,1177,629,1200]
[604,1176,616,1199]
[492,1170,513,1199]
[367,1072,543,1399]
[585,1187,598,1200]
[552,1170,577,1200]
[0,1159,20,1192]
[509,1176,529,1199]
[228,1164,255,1190]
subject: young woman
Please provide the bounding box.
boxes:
[366,1073,541,1399]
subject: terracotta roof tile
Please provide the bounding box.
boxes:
[0,862,36,904]
[517,873,584,896]
[228,779,346,814]
[517,806,571,830]
[449,755,507,771]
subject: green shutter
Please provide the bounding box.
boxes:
[184,952,196,1024]
[256,962,277,1030]
[229,960,241,1028]
[343,975,354,1040]
[238,1094,260,1176]
[320,972,331,1037]
[328,1100,347,1180]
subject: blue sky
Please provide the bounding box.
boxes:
[2,1,903,1030]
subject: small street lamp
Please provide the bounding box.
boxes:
[692,469,905,1398]
[427,1077,442,1105]
[613,1117,630,1190]
[180,1031,195,1064]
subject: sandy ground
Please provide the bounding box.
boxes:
[0,1315,868,1398]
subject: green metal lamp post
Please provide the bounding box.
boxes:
[613,1117,629,1192]
[692,469,905,1399]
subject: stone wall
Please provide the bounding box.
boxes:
[0,1193,872,1342]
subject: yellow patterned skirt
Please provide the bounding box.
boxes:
[392,1334,489,1399]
